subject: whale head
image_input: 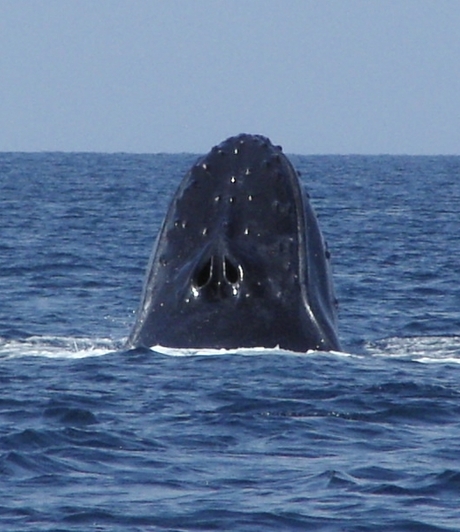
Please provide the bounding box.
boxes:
[127,134,340,352]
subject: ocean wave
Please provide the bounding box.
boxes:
[3,334,460,365]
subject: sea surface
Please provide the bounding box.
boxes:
[1,151,460,531]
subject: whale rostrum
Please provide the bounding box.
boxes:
[127,134,340,352]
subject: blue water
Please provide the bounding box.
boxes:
[1,152,460,531]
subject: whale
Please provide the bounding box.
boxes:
[126,134,340,352]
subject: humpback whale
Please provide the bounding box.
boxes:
[127,134,340,352]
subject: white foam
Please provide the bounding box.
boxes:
[151,344,304,357]
[151,344,358,358]
[3,335,459,365]
[0,336,118,359]
[365,336,460,364]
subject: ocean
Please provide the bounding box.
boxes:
[1,151,460,531]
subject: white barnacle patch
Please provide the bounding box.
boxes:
[191,285,199,298]
[245,168,251,175]
[233,148,239,155]
[202,163,208,170]
[230,175,236,183]
[214,195,221,202]
[229,197,235,203]
[248,194,253,201]
[202,227,208,236]
[243,228,249,235]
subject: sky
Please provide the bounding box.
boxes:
[1,0,459,154]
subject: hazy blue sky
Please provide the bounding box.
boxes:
[1,0,459,154]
